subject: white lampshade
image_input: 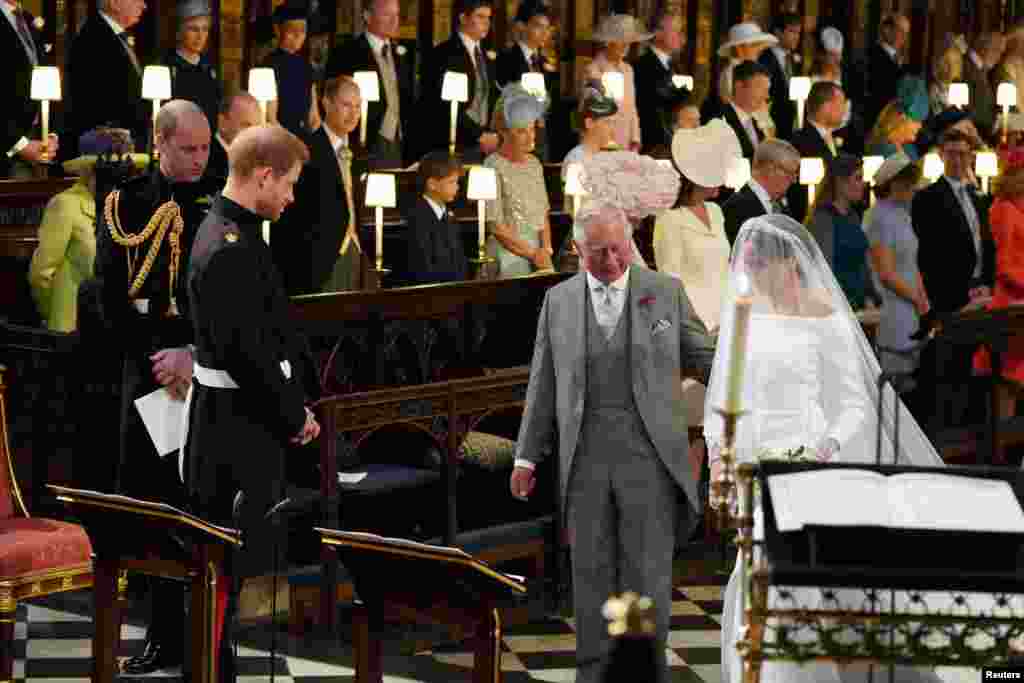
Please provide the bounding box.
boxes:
[466,166,498,201]
[441,71,470,102]
[789,76,811,102]
[248,67,278,102]
[862,155,885,185]
[923,152,945,181]
[948,82,969,108]
[352,71,380,102]
[364,173,397,208]
[142,65,172,101]
[976,150,999,178]
[672,74,694,91]
[602,72,625,102]
[799,157,825,185]
[725,157,751,191]
[998,82,1018,108]
[521,73,546,98]
[30,66,61,101]
[564,163,586,196]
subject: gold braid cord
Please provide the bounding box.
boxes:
[104,190,184,299]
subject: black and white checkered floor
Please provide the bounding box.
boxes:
[10,583,726,683]
[10,584,983,683]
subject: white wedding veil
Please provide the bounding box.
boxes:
[702,214,943,468]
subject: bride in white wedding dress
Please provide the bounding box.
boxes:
[703,214,954,683]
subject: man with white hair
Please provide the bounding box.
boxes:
[511,203,714,683]
[66,0,150,156]
[723,138,800,244]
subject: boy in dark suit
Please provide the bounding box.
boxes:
[405,152,467,284]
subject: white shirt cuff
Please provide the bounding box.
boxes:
[7,137,29,158]
[513,458,536,470]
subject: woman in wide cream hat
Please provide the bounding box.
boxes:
[582,14,651,151]
[654,119,743,470]
[717,22,779,136]
[28,129,147,331]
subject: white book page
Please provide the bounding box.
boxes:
[133,387,185,457]
[885,474,1024,533]
[767,469,890,532]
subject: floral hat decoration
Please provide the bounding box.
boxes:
[579,151,680,222]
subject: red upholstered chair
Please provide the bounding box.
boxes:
[0,365,92,680]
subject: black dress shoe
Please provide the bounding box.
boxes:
[121,642,183,675]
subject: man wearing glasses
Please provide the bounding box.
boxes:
[722,138,801,244]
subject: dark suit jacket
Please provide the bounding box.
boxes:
[786,123,836,222]
[324,33,415,159]
[496,43,532,87]
[405,197,468,284]
[66,14,149,158]
[204,136,228,185]
[722,184,768,245]
[962,56,996,139]
[913,177,995,315]
[759,48,799,142]
[0,9,40,176]
[633,48,673,155]
[867,42,902,130]
[721,103,763,159]
[418,34,496,158]
[270,126,348,295]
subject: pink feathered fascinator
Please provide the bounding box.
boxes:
[579,151,681,221]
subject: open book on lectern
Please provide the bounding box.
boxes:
[767,469,1024,534]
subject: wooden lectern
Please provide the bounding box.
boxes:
[316,528,527,683]
[48,485,241,683]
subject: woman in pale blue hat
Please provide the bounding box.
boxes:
[162,0,221,131]
[485,83,554,277]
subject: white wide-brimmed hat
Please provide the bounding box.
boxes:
[873,150,915,187]
[670,118,743,187]
[592,14,653,44]
[717,22,778,58]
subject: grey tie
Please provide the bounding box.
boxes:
[13,8,37,65]
[957,184,983,275]
[594,285,619,339]
[118,31,141,74]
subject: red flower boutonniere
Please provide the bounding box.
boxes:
[638,295,655,307]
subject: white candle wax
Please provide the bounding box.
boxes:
[449,100,459,149]
[41,100,50,145]
[360,100,369,147]
[375,206,384,269]
[724,294,752,412]
[477,199,486,253]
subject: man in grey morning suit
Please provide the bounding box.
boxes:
[510,203,715,683]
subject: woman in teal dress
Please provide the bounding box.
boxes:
[485,84,553,277]
[807,153,882,309]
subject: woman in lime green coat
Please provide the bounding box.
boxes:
[28,130,146,331]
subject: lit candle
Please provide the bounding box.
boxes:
[467,166,497,259]
[725,276,752,413]
[441,72,469,155]
[789,76,811,129]
[30,66,61,154]
[365,173,396,271]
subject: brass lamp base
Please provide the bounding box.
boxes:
[469,246,495,264]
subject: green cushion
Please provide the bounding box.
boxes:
[458,431,516,471]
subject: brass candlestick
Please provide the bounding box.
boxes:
[469,245,495,264]
[710,407,745,530]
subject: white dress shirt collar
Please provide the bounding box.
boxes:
[366,31,390,55]
[176,48,200,65]
[215,133,228,153]
[968,49,984,70]
[586,267,630,295]
[518,41,535,62]
[770,46,788,69]
[748,178,774,213]
[879,41,898,61]
[459,32,480,59]
[424,195,446,220]
[650,45,672,71]
[100,10,126,36]
[811,120,834,140]
[323,123,347,154]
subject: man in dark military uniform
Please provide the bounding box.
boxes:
[184,124,320,681]
[94,99,217,675]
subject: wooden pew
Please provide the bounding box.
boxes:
[0,178,75,321]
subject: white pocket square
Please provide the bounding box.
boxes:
[651,318,672,335]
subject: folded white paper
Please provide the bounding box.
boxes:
[338,471,368,484]
[767,469,1024,534]
[134,387,185,457]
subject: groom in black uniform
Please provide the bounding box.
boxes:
[185,124,321,681]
